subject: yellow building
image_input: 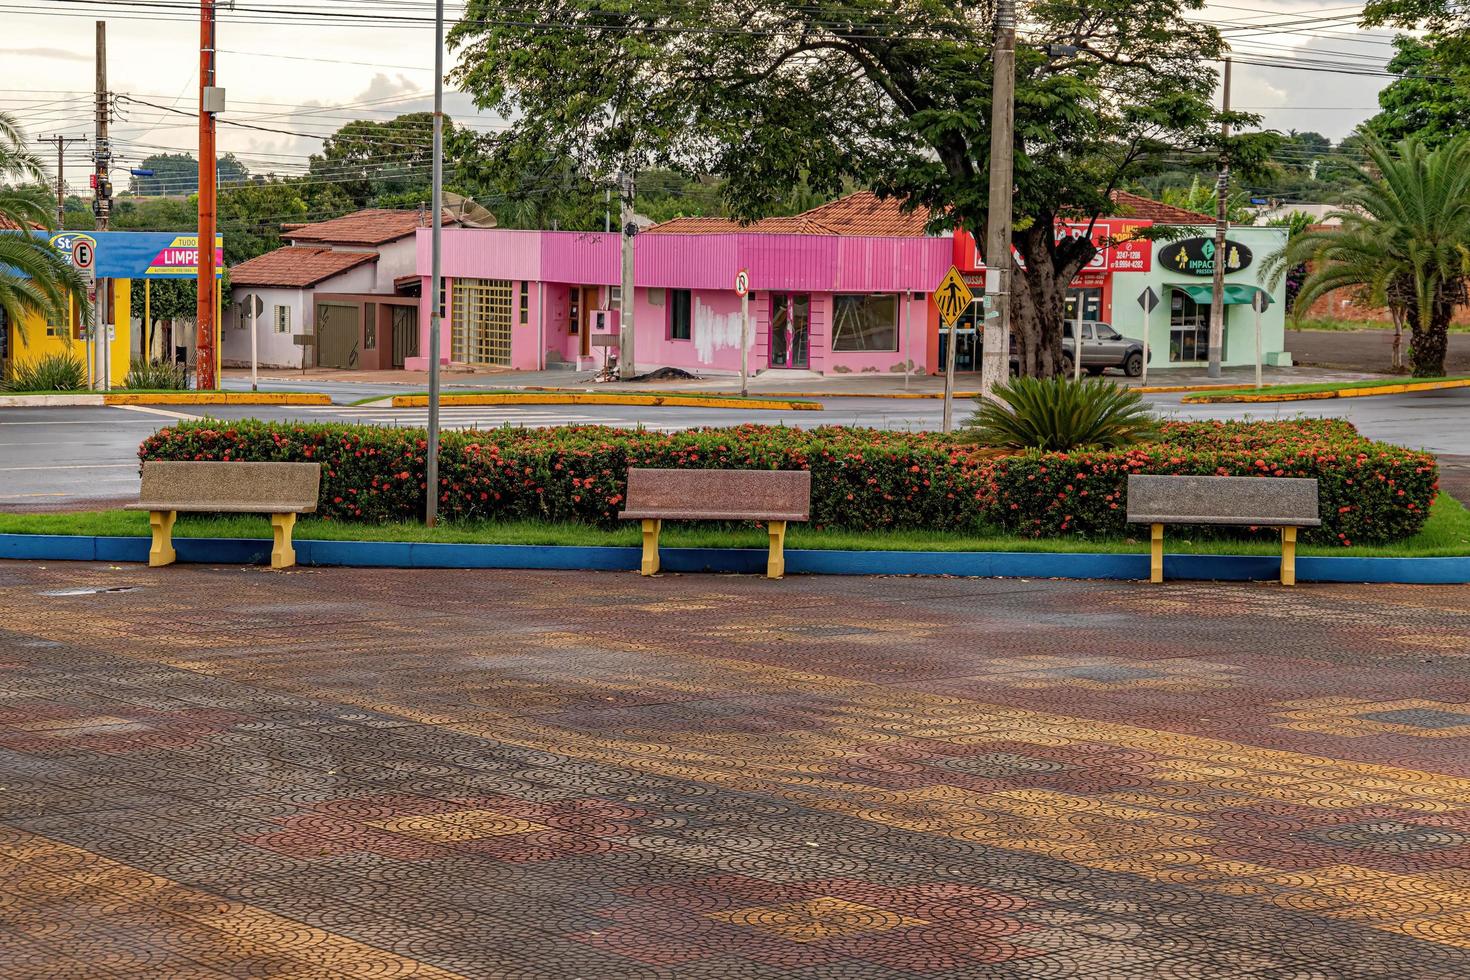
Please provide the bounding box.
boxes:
[5,279,132,389]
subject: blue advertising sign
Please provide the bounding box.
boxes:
[45,231,224,278]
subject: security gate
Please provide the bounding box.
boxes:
[315,302,360,369]
[391,306,418,369]
[451,278,513,366]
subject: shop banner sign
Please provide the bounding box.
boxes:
[1159,237,1253,277]
[46,231,224,278]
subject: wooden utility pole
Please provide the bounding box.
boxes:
[1207,57,1232,378]
[197,0,219,390]
[40,136,84,229]
[979,0,1016,396]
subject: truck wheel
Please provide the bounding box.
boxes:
[1124,352,1143,377]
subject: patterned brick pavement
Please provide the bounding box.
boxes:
[1,562,1469,979]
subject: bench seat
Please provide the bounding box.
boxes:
[1127,474,1320,585]
[619,468,812,579]
[129,461,322,569]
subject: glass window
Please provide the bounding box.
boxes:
[1095,322,1121,340]
[568,288,580,334]
[831,293,898,352]
[1169,290,1214,362]
[364,303,377,349]
[519,281,529,325]
[1064,287,1103,322]
[274,305,290,334]
[669,288,692,340]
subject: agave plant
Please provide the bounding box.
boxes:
[960,376,1160,451]
[1,351,87,392]
[0,111,89,345]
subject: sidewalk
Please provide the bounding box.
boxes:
[223,363,1384,398]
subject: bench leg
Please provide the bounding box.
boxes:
[639,519,661,576]
[1281,526,1298,586]
[148,510,177,567]
[767,520,788,580]
[270,513,298,570]
[1149,523,1164,584]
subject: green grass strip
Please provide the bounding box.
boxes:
[3,495,1464,558]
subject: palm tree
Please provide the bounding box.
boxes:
[1267,136,1470,377]
[0,111,88,346]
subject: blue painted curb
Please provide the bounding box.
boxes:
[2,534,1466,584]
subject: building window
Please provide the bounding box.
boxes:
[1064,287,1103,322]
[568,287,580,334]
[364,302,377,349]
[274,305,290,334]
[451,277,513,366]
[832,293,898,352]
[668,288,692,340]
[519,281,529,324]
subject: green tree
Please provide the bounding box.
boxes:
[128,152,249,195]
[1160,177,1254,222]
[215,182,309,263]
[308,113,447,208]
[0,112,88,346]
[450,0,1273,376]
[1364,36,1470,147]
[1266,137,1470,376]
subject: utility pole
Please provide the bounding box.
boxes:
[1207,56,1232,378]
[618,170,636,380]
[425,0,444,526]
[94,21,111,390]
[197,0,220,391]
[979,0,1016,397]
[40,136,84,229]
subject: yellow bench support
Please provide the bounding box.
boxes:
[147,509,300,570]
[640,519,661,576]
[148,510,177,567]
[270,513,298,570]
[767,520,788,579]
[1149,522,1300,586]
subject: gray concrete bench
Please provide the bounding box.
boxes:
[619,468,811,578]
[127,461,322,569]
[1127,474,1320,585]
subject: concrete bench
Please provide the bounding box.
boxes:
[619,468,811,579]
[1127,474,1320,585]
[127,461,322,569]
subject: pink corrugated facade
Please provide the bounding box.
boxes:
[411,226,949,375]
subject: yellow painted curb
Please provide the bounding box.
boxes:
[1182,378,1470,404]
[517,383,1239,399]
[103,392,333,406]
[392,393,821,411]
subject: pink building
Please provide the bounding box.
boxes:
[407,193,950,376]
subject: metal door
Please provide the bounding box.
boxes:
[769,293,810,368]
[391,306,418,368]
[315,303,360,369]
[451,278,513,366]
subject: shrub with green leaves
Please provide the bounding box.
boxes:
[137,418,1437,546]
[123,358,189,391]
[961,376,1160,451]
[1,351,87,392]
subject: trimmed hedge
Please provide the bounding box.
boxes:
[982,419,1438,545]
[138,421,991,532]
[138,417,1438,545]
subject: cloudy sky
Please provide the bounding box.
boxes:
[0,1,1401,200]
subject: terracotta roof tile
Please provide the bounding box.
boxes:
[230,246,378,288]
[0,215,45,231]
[288,208,456,246]
[1109,190,1214,225]
[646,191,928,237]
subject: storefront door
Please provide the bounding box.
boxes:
[1168,289,1222,362]
[937,298,981,372]
[769,293,810,368]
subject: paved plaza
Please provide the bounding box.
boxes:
[2,563,1470,978]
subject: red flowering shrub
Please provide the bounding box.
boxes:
[138,421,993,532]
[138,418,1437,545]
[983,419,1438,545]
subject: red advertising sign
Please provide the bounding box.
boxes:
[951,221,1153,275]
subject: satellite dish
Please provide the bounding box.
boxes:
[442,191,498,229]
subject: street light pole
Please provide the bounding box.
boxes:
[1207,56,1232,378]
[425,0,443,526]
[979,0,1016,399]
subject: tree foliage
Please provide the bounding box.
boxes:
[128,152,249,195]
[450,0,1274,376]
[308,113,447,208]
[1266,137,1470,376]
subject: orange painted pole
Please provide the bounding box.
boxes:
[196,0,217,390]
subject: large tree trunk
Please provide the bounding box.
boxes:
[1007,224,1090,378]
[1409,299,1451,377]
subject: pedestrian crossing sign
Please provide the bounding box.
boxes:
[935,266,975,328]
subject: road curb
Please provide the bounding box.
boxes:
[507,383,1254,399]
[103,392,333,406]
[4,534,1465,584]
[0,394,104,407]
[1183,378,1470,403]
[391,393,821,410]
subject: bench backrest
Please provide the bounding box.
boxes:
[625,468,811,519]
[1126,474,1320,526]
[139,461,322,512]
